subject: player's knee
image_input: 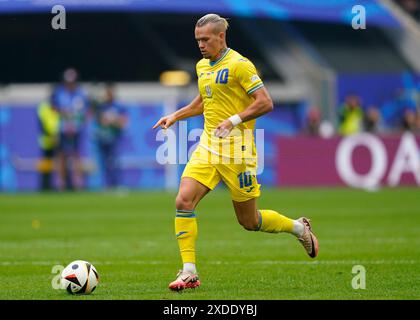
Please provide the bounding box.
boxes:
[175,194,194,211]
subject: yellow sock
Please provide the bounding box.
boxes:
[258,209,294,233]
[175,210,198,264]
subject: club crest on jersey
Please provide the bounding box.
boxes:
[205,85,212,97]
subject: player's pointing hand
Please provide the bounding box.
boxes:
[152,115,176,130]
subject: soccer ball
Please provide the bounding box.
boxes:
[61,260,99,294]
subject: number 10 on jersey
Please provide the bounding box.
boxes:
[215,68,229,84]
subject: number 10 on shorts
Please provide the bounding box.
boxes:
[238,171,253,188]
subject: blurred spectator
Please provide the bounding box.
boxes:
[305,106,322,136]
[364,106,382,133]
[402,108,417,131]
[395,71,420,131]
[53,68,89,191]
[416,111,420,133]
[92,84,128,189]
[36,92,60,191]
[338,94,364,135]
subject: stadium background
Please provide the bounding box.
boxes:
[1,0,419,192]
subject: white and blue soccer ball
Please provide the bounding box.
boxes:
[61,260,99,294]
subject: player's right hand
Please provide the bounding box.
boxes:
[152,115,176,129]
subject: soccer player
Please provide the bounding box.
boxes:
[53,68,89,191]
[92,84,128,189]
[153,14,319,291]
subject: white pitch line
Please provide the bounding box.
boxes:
[0,260,418,266]
[249,260,419,265]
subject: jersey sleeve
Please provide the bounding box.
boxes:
[234,59,264,95]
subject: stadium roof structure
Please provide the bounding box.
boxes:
[0,0,401,28]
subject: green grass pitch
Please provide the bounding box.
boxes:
[0,187,419,300]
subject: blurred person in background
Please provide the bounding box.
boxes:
[53,68,89,191]
[393,75,419,132]
[305,106,322,136]
[415,111,420,133]
[37,92,60,191]
[364,105,382,133]
[338,94,364,135]
[92,84,128,189]
[402,108,418,131]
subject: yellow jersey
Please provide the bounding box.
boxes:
[196,48,264,160]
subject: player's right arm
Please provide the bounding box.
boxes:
[152,94,203,129]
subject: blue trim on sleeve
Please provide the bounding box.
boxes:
[247,83,264,95]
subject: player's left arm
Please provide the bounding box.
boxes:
[238,87,273,122]
[214,87,273,138]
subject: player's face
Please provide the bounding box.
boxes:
[195,24,225,60]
